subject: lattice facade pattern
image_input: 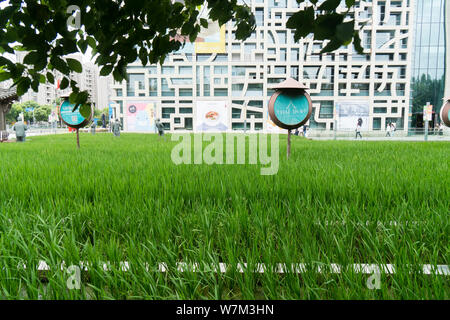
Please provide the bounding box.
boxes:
[111,0,414,132]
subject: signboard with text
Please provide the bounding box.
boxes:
[59,100,93,129]
[268,90,312,130]
[424,104,433,121]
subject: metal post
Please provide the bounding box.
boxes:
[76,128,80,149]
[243,103,247,134]
[425,102,430,141]
[334,119,337,140]
[287,129,291,159]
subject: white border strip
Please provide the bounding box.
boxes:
[14,261,450,276]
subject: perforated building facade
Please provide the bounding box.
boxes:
[111,0,417,133]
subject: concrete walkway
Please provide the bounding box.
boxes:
[311,136,450,141]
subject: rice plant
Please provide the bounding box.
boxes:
[0,133,448,299]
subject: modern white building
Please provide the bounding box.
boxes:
[16,52,99,107]
[97,75,113,111]
[110,0,421,133]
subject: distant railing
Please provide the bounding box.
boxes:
[305,127,449,138]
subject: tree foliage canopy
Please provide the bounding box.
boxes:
[411,74,445,114]
[6,100,52,123]
[0,0,362,108]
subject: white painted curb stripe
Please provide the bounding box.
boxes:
[14,261,450,276]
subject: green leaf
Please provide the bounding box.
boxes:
[200,18,208,29]
[80,104,92,119]
[69,92,78,104]
[353,31,364,54]
[60,77,69,90]
[286,7,315,41]
[139,48,148,66]
[67,58,82,73]
[320,38,342,53]
[50,56,70,74]
[16,78,31,96]
[336,21,355,43]
[78,39,88,54]
[0,56,13,68]
[318,0,342,11]
[100,65,113,76]
[113,67,124,82]
[86,37,97,49]
[46,72,55,84]
[31,79,39,91]
[76,91,89,104]
[39,74,46,84]
[0,72,11,82]
[314,13,344,40]
[23,51,40,65]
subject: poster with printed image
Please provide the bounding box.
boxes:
[195,101,228,132]
[173,5,226,54]
[126,102,156,132]
[336,101,370,131]
[266,114,284,133]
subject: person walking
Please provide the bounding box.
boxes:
[13,117,28,142]
[101,113,107,128]
[355,119,362,139]
[439,122,444,136]
[112,119,122,137]
[303,125,307,137]
[385,122,391,137]
[391,122,396,137]
[155,118,165,139]
[91,121,97,135]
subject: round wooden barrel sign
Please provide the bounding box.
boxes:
[268,89,313,130]
[440,99,450,127]
[59,100,93,129]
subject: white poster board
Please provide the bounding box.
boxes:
[336,101,370,131]
[126,101,156,132]
[195,101,228,132]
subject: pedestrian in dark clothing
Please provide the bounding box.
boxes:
[355,119,363,139]
[13,118,28,142]
[155,118,165,138]
[112,119,122,137]
[91,121,97,135]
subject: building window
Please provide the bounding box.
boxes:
[149,78,157,96]
[161,78,175,96]
[126,73,144,96]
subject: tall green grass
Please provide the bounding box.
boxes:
[0,133,448,299]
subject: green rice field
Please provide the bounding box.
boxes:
[0,133,448,299]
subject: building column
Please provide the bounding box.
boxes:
[0,104,7,131]
[0,103,13,131]
[445,0,450,99]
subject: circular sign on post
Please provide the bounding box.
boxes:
[440,99,450,127]
[268,78,312,130]
[59,100,93,129]
[268,89,312,129]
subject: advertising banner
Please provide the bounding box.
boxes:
[266,115,283,133]
[194,24,226,54]
[423,104,433,121]
[174,6,226,54]
[126,102,156,132]
[195,101,228,132]
[336,101,370,131]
